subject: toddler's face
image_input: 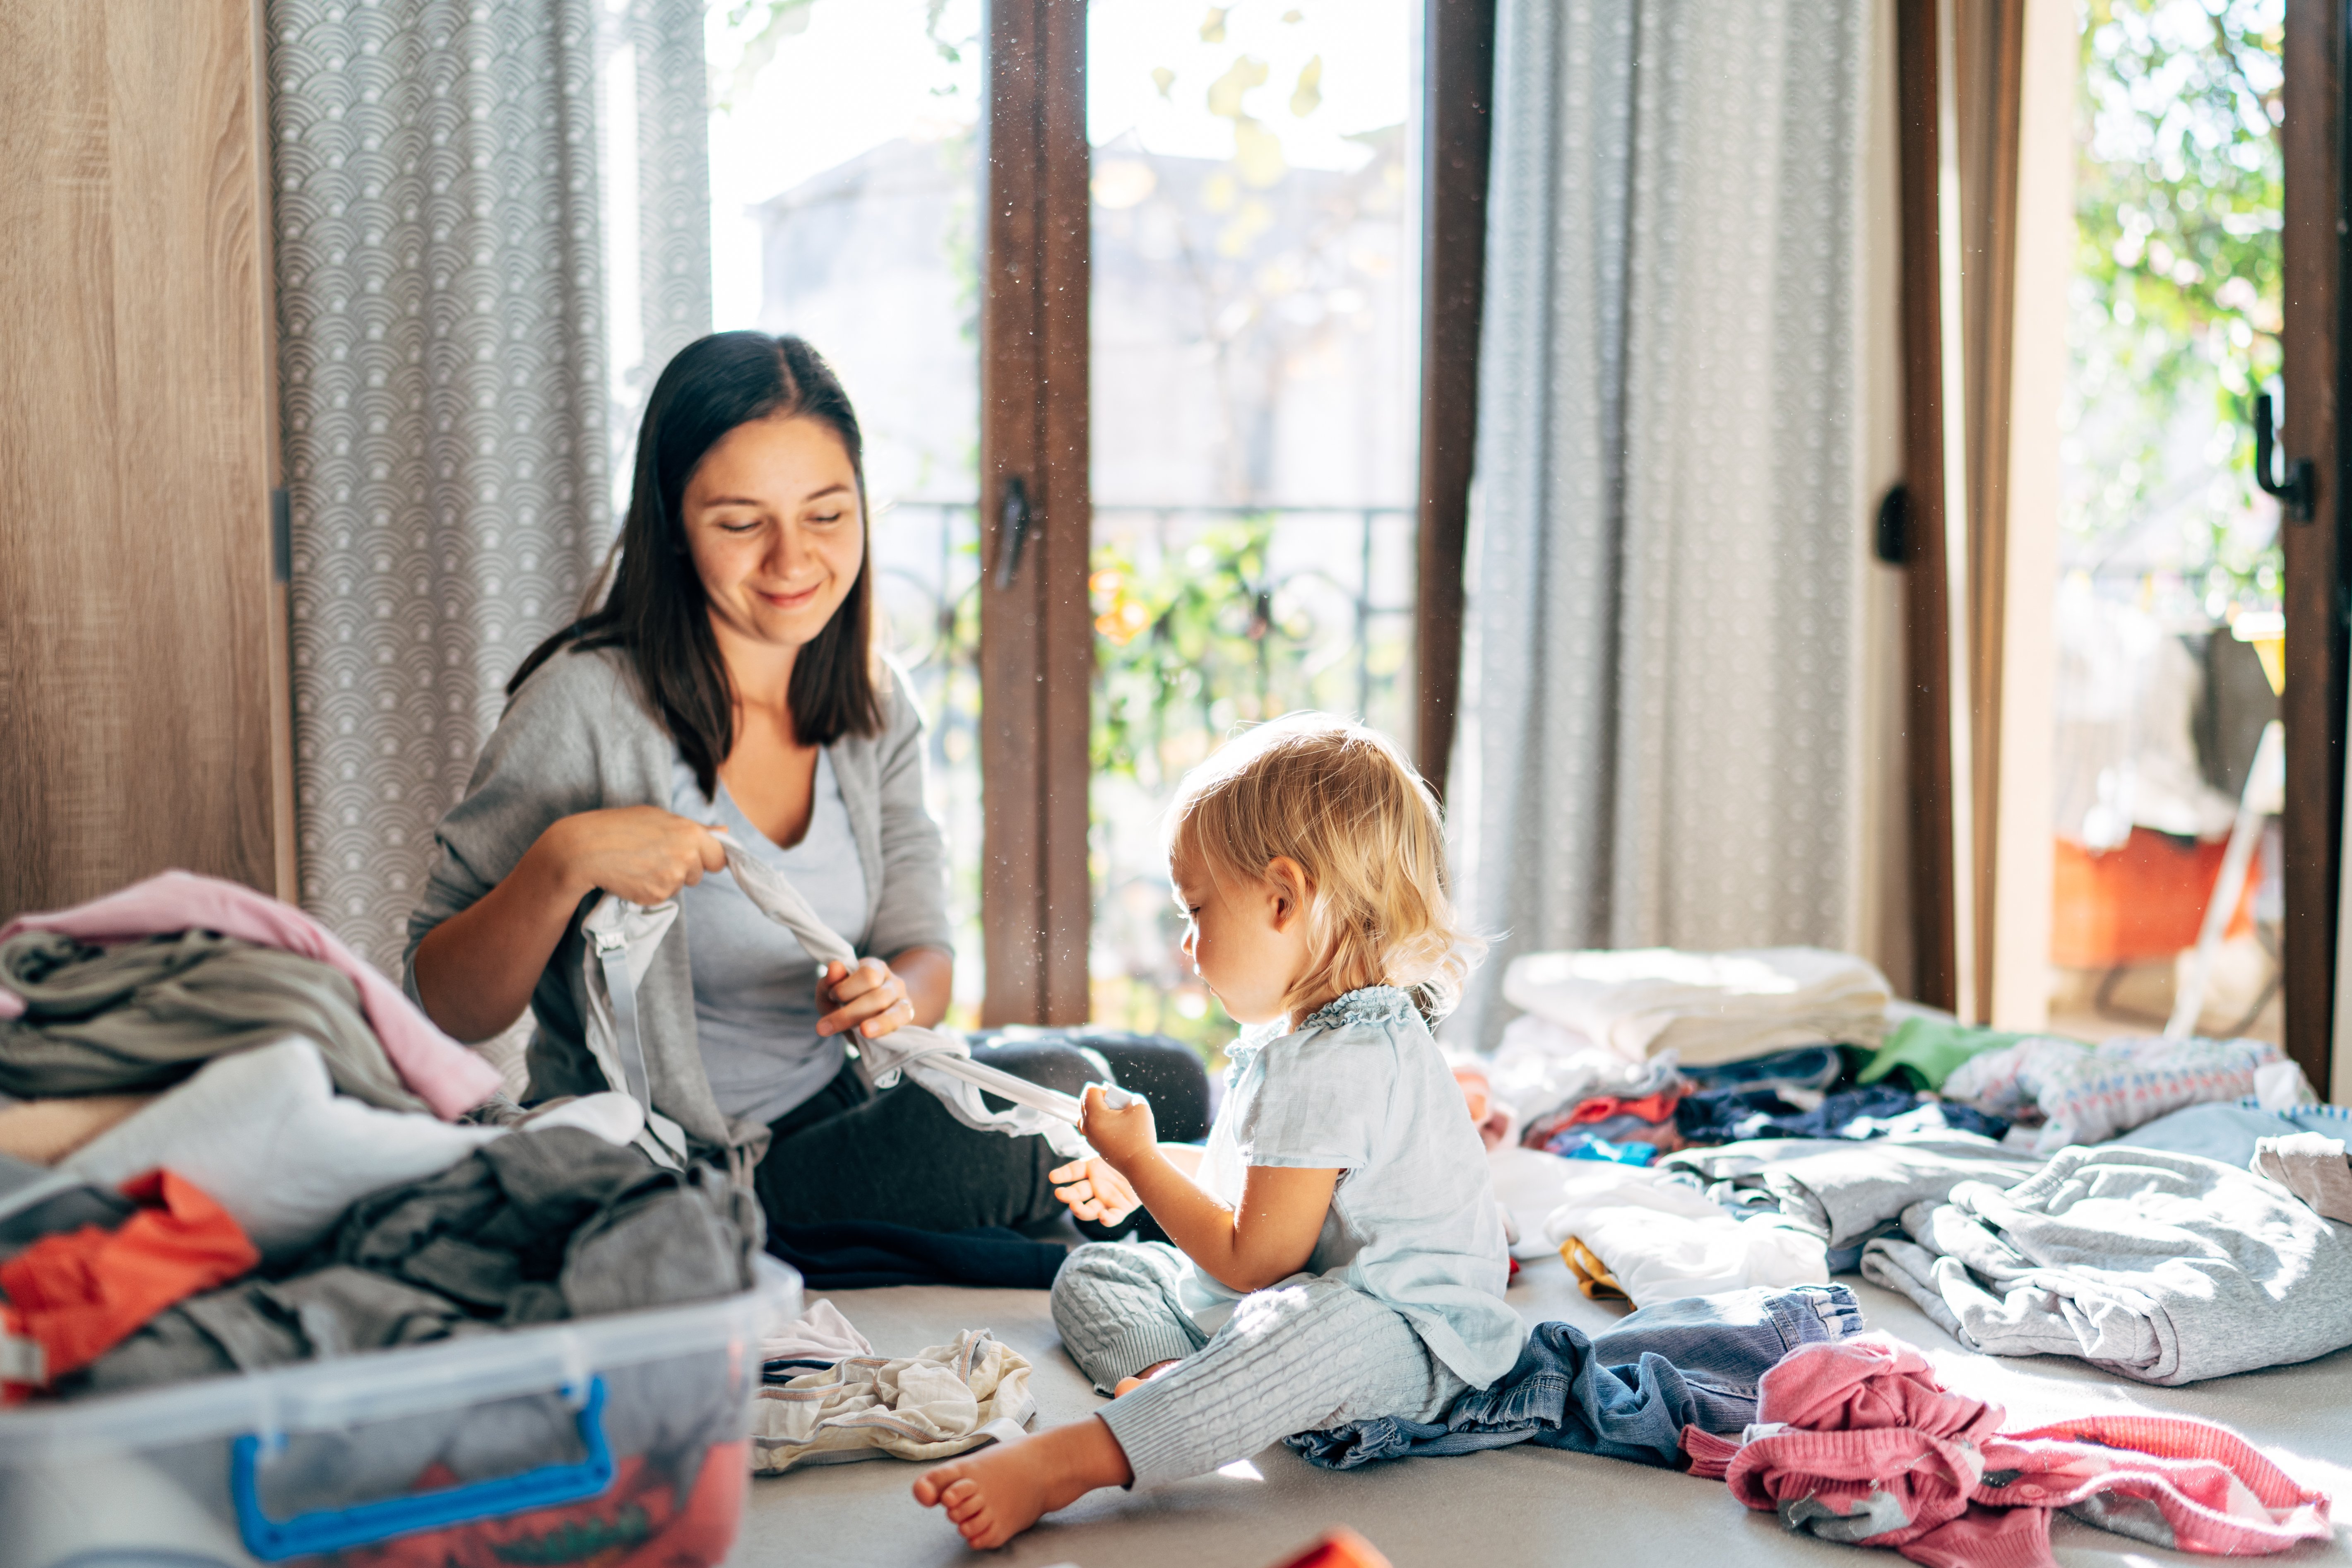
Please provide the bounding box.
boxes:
[1169,847,1303,1026]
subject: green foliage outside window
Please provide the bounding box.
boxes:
[2069,0,2284,613]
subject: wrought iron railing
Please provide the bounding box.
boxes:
[870,499,1415,1045]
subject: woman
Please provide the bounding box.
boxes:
[405,331,1204,1236]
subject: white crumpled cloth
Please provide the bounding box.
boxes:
[718,843,1088,1157]
[761,1296,874,1364]
[752,1328,1036,1474]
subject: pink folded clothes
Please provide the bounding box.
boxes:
[1683,1334,2330,1568]
[0,871,500,1120]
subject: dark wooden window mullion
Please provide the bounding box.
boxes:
[1414,0,1497,799]
[1896,0,1960,1012]
[979,0,1091,1026]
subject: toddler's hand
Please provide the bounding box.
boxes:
[1078,1082,1156,1166]
[1050,1156,1141,1227]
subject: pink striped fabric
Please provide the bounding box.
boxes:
[1684,1335,2330,1566]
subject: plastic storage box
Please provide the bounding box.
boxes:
[0,1258,796,1567]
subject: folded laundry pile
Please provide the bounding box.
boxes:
[1539,1163,1831,1308]
[1675,1083,2008,1147]
[1483,1014,1686,1145]
[0,870,501,1116]
[1853,1016,2029,1093]
[1860,1143,2352,1385]
[1502,947,1892,1065]
[1496,1033,2008,1171]
[1290,1284,1864,1471]
[1684,1333,2332,1565]
[1662,1136,2042,1272]
[755,1328,1035,1474]
[1939,1032,2308,1154]
[1469,949,2352,1395]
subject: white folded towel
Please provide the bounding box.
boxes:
[1503,946,1890,1065]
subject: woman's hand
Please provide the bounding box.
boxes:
[538,806,728,906]
[1078,1083,1157,1167]
[415,806,724,1043]
[817,957,917,1039]
[1049,1156,1142,1227]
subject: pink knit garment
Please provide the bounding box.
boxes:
[1683,1335,2330,1567]
[0,871,501,1119]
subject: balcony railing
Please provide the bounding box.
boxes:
[871,499,1415,1046]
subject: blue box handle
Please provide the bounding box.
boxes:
[232,1375,615,1561]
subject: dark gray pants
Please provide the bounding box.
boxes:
[753,1034,1209,1236]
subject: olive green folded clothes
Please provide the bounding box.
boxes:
[0,930,423,1113]
[1854,1017,2034,1092]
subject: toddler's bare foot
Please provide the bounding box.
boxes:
[1112,1358,1182,1397]
[913,1416,1133,1549]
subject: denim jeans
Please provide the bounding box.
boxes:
[1590,1282,1866,1383]
[1285,1282,1864,1471]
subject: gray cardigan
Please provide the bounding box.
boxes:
[402,644,952,1157]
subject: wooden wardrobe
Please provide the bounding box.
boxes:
[0,0,292,917]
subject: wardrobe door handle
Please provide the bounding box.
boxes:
[994,475,1034,589]
[2255,393,2315,521]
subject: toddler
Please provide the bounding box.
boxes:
[914,713,1522,1546]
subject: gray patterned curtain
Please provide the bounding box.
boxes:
[630,0,714,386]
[269,0,709,972]
[1448,0,1875,1048]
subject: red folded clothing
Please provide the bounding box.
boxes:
[1684,1335,2330,1567]
[1565,1089,1684,1126]
[1,1169,257,1400]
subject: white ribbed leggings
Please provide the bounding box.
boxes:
[1049,1241,1467,1487]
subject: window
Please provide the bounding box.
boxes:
[2046,0,2285,1044]
[696,0,991,1019]
[1085,0,1423,1047]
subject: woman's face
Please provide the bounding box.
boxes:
[681,414,864,655]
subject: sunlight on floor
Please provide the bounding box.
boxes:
[1216,1459,1266,1482]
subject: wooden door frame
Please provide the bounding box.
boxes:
[1954,0,2026,1026]
[979,0,1092,1026]
[1895,0,1962,1013]
[2282,0,2344,1095]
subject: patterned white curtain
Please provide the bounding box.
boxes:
[1448,0,1875,1047]
[269,0,710,970]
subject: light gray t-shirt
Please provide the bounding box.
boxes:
[671,753,868,1126]
[1185,985,1524,1389]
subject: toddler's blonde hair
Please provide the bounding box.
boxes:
[1169,711,1480,1021]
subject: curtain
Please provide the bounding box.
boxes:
[1448,0,1875,1048]
[269,0,709,972]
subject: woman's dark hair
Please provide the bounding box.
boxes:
[510,332,885,795]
